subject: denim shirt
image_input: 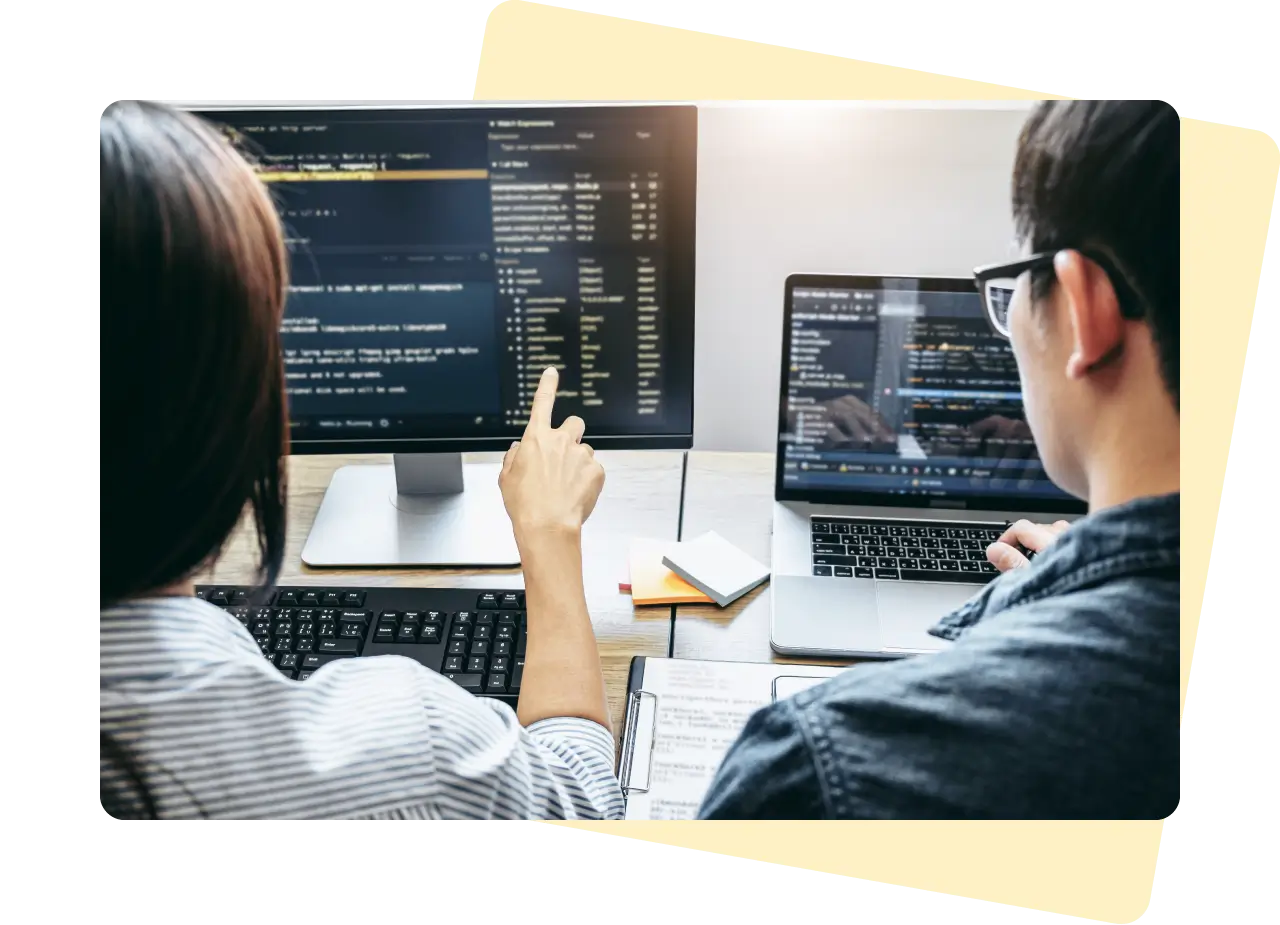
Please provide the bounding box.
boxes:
[698,493,1180,820]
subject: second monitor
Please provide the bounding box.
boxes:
[194,103,698,566]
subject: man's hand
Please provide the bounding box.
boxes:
[987,519,1070,572]
[499,367,606,544]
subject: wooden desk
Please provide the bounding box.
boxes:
[673,451,851,667]
[200,451,682,741]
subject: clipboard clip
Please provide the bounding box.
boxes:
[619,689,658,795]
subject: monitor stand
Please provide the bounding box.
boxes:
[300,453,520,568]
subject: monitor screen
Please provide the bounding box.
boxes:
[777,276,1084,513]
[192,105,697,453]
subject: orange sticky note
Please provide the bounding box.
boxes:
[627,538,714,605]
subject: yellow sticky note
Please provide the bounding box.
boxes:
[627,538,714,605]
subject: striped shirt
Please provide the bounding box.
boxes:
[101,596,625,819]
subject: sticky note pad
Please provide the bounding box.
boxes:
[661,532,770,607]
[628,538,714,605]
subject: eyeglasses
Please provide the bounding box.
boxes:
[972,249,1144,339]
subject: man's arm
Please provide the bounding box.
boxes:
[698,700,827,819]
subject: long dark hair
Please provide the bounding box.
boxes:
[101,100,291,816]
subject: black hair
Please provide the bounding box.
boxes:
[1012,100,1179,409]
[101,100,289,606]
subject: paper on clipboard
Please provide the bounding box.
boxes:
[622,658,845,820]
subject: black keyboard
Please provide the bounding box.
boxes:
[196,585,527,704]
[810,517,1004,584]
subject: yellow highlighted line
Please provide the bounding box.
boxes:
[257,169,490,182]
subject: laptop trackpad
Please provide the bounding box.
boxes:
[876,581,975,652]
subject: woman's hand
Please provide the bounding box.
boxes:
[499,367,606,545]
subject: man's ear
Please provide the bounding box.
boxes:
[1055,250,1124,380]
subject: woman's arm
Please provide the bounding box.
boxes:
[499,367,610,731]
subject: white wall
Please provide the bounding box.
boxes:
[178,100,1033,451]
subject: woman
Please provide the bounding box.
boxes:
[100,100,619,819]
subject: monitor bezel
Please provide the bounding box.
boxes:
[187,102,698,455]
[774,273,1087,514]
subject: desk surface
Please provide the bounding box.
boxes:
[673,451,851,667]
[199,451,683,741]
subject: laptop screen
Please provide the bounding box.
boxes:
[778,277,1083,511]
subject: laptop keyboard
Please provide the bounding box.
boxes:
[811,517,1004,584]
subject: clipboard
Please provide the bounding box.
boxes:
[619,656,847,817]
[619,656,658,797]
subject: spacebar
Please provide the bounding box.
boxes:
[899,569,990,585]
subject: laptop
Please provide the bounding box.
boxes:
[770,274,1086,658]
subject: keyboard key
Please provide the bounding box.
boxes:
[396,625,417,642]
[273,638,292,653]
[811,521,830,533]
[495,624,515,640]
[319,623,336,638]
[492,639,513,657]
[321,592,340,607]
[472,625,493,641]
[232,590,250,605]
[899,568,988,585]
[939,560,960,572]
[811,533,840,546]
[341,624,363,639]
[300,653,356,670]
[338,611,369,624]
[374,627,394,643]
[490,656,510,674]
[476,612,494,625]
[509,659,524,693]
[277,591,298,606]
[418,625,442,644]
[832,523,850,535]
[256,637,272,654]
[447,640,467,656]
[424,611,445,625]
[889,526,907,536]
[477,593,500,609]
[871,525,888,536]
[450,625,470,640]
[295,637,315,652]
[928,528,947,538]
[941,539,959,550]
[833,566,853,578]
[296,670,314,681]
[445,673,483,694]
[516,627,526,657]
[885,546,905,557]
[960,561,980,572]
[917,559,939,570]
[813,544,844,555]
[874,568,900,580]
[814,566,833,576]
[299,592,320,606]
[251,620,271,635]
[486,674,508,693]
[877,557,896,569]
[208,591,229,606]
[900,557,921,570]
[497,612,518,625]
[852,524,869,535]
[277,653,299,669]
[454,611,475,625]
[341,591,365,607]
[467,656,487,673]
[908,527,925,537]
[318,638,359,654]
[853,567,874,578]
[499,593,521,609]
[444,656,464,672]
[470,640,491,657]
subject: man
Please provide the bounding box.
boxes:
[700,100,1180,819]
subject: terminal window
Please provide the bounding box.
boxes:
[199,107,691,443]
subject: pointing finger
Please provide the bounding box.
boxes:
[526,367,558,434]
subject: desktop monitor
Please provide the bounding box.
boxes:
[191,103,698,566]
